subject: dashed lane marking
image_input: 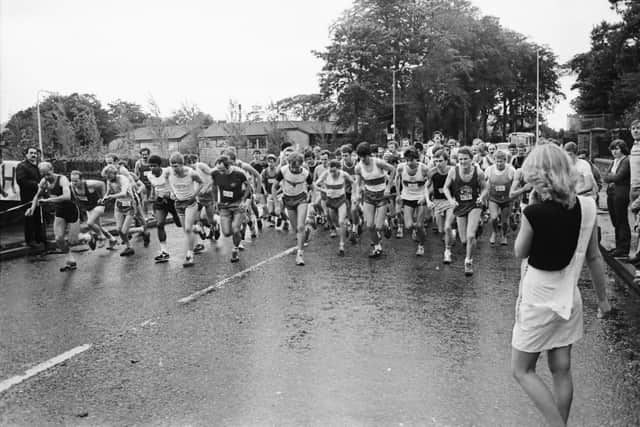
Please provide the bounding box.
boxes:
[0,344,92,394]
[178,246,298,304]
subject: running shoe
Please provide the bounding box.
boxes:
[338,242,345,256]
[193,243,205,254]
[142,231,151,248]
[88,233,97,251]
[194,224,207,240]
[154,251,170,263]
[330,229,337,238]
[250,226,257,239]
[396,227,403,239]
[349,230,357,244]
[464,259,473,276]
[213,223,221,240]
[257,218,263,231]
[106,238,118,250]
[295,251,305,266]
[500,236,508,246]
[183,255,195,267]
[276,217,283,228]
[368,247,382,258]
[60,261,77,272]
[416,245,424,256]
[283,221,289,231]
[384,222,392,239]
[230,248,240,263]
[489,232,496,245]
[443,249,452,264]
[238,242,245,251]
[120,247,134,257]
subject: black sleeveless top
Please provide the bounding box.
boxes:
[48,175,78,210]
[75,181,100,209]
[524,198,582,271]
[431,170,448,200]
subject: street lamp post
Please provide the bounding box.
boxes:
[536,50,540,144]
[36,89,57,156]
[392,69,396,141]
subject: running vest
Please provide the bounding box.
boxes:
[401,163,427,201]
[146,168,171,198]
[280,165,309,197]
[137,161,151,186]
[452,166,480,206]
[47,175,78,209]
[341,160,356,193]
[75,181,99,209]
[487,165,514,204]
[431,169,448,200]
[360,159,386,192]
[168,167,196,201]
[262,168,279,193]
[324,171,346,199]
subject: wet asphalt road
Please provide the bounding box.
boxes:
[1,224,639,426]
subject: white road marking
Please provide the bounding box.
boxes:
[178,246,298,304]
[0,344,92,394]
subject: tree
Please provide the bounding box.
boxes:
[1,93,106,159]
[314,0,563,142]
[274,94,333,120]
[568,1,640,125]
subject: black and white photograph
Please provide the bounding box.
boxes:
[1,0,640,425]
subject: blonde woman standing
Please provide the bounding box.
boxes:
[511,143,611,427]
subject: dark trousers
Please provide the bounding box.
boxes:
[607,192,630,253]
[23,205,44,244]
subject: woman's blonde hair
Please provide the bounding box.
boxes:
[521,143,577,209]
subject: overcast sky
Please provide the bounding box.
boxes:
[0,0,619,130]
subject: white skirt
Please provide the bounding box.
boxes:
[512,264,584,353]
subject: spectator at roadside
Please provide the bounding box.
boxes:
[564,142,598,199]
[16,147,43,247]
[627,119,640,264]
[603,139,631,259]
[0,150,9,198]
[577,149,603,206]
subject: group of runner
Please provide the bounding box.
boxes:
[25,135,537,275]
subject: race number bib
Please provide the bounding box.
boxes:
[117,199,132,207]
[459,186,473,201]
[222,190,234,199]
[407,183,418,189]
[495,185,506,192]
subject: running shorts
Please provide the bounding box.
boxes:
[115,198,134,214]
[282,192,308,210]
[55,201,79,223]
[490,200,513,210]
[197,190,215,208]
[219,203,244,217]
[433,199,454,217]
[326,195,346,211]
[363,189,386,207]
[174,198,197,216]
[402,198,425,209]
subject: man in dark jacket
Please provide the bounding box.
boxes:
[16,147,43,246]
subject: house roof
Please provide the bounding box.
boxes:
[200,121,346,138]
[120,125,191,141]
